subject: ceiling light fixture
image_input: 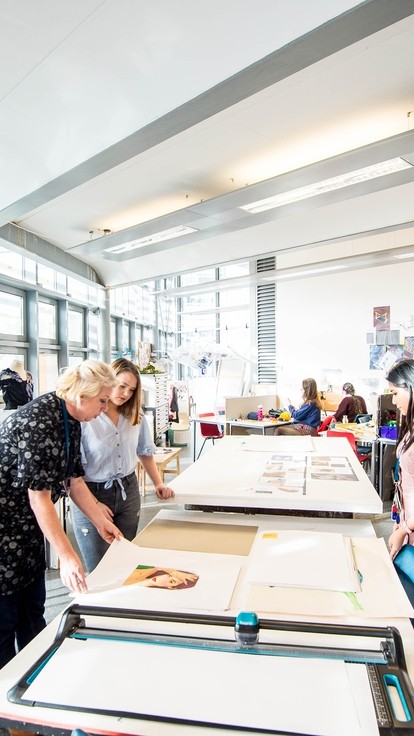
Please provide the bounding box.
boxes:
[104,225,198,254]
[263,265,345,281]
[394,252,414,259]
[239,157,413,214]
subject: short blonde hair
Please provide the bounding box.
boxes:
[56,360,116,406]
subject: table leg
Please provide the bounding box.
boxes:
[193,422,197,462]
[370,439,376,488]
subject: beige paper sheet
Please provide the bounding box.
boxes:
[136,519,258,555]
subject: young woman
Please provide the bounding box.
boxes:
[274,377,322,436]
[71,358,175,573]
[333,382,368,423]
[0,360,121,669]
[386,360,414,560]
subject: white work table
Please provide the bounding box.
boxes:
[170,435,383,516]
[0,510,413,736]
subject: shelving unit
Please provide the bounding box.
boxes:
[141,373,169,445]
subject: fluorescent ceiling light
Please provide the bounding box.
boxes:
[394,252,414,259]
[240,158,413,214]
[263,265,345,281]
[105,225,198,254]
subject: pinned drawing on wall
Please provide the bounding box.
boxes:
[404,337,414,360]
[373,305,390,330]
[369,344,403,371]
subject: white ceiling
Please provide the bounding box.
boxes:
[1,0,414,288]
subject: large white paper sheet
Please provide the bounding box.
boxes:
[246,529,359,591]
[24,636,378,736]
[240,434,314,452]
[77,538,241,611]
[245,537,414,618]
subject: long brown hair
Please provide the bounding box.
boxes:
[386,360,414,452]
[110,358,142,426]
[302,377,322,409]
[342,382,364,416]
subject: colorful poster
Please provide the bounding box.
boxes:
[404,336,414,360]
[373,305,390,330]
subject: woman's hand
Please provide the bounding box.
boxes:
[388,526,408,560]
[156,483,175,499]
[95,515,123,544]
[59,550,87,593]
[95,500,114,521]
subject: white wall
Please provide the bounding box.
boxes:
[276,260,414,413]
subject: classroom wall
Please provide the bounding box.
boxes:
[276,260,414,413]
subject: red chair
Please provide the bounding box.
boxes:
[326,429,371,468]
[197,412,224,459]
[318,415,336,434]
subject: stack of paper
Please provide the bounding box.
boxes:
[246,529,360,592]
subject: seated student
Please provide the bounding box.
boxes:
[333,382,367,423]
[274,377,321,436]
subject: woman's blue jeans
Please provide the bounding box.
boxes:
[71,472,141,573]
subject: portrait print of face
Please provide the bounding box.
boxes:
[123,565,199,590]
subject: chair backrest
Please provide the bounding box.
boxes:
[327,429,357,454]
[199,412,223,438]
[355,414,372,424]
[318,415,335,433]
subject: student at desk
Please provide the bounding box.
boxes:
[386,360,414,560]
[274,377,321,436]
[70,358,174,573]
[332,382,368,423]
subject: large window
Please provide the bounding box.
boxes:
[38,301,57,341]
[68,308,85,346]
[0,290,24,337]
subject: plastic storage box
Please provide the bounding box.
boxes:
[380,425,398,440]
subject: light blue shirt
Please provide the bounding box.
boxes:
[80,412,155,483]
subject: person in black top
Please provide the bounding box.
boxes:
[0,359,33,409]
[0,360,122,669]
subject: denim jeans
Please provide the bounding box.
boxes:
[71,471,141,573]
[0,574,46,669]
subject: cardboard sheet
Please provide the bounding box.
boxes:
[136,518,258,555]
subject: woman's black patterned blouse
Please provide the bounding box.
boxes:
[0,392,84,595]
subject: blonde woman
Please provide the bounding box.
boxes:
[0,360,122,669]
[71,358,174,573]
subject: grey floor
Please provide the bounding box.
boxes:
[45,441,394,624]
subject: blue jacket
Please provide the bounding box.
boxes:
[288,401,321,427]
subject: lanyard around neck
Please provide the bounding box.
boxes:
[60,399,73,478]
